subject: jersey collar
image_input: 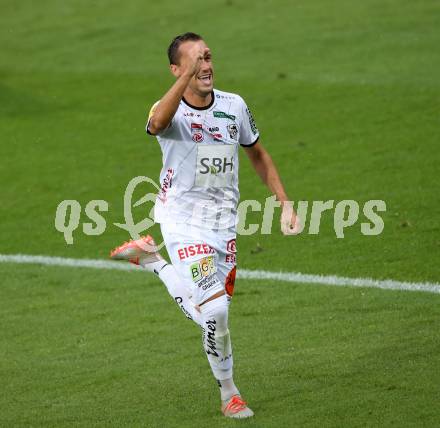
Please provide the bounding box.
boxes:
[182,90,215,111]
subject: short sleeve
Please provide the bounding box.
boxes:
[238,97,260,147]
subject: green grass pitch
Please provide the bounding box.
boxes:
[1,0,439,426]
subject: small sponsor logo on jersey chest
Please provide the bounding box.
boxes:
[213,111,236,120]
[184,112,201,117]
[191,123,204,142]
[226,124,238,140]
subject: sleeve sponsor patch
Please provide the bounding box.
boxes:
[246,107,258,135]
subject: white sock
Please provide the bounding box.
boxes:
[218,377,240,402]
[158,264,201,326]
[201,295,234,383]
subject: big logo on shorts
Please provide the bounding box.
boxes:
[226,238,236,253]
[190,256,216,282]
[225,238,236,264]
[177,243,215,260]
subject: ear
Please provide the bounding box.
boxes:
[170,64,180,77]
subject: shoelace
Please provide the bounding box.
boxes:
[224,396,247,414]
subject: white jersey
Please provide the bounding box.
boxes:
[146,88,259,230]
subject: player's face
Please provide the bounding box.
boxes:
[177,40,214,96]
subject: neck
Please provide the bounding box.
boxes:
[183,88,213,108]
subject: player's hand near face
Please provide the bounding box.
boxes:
[147,43,211,135]
[180,46,210,78]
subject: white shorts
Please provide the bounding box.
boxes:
[160,223,237,305]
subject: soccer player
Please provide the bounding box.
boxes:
[111,32,300,419]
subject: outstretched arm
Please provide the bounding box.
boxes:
[243,141,301,235]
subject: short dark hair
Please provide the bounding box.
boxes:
[167,32,203,65]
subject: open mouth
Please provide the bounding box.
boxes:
[198,74,212,84]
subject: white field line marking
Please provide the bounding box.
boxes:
[0,253,439,295]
